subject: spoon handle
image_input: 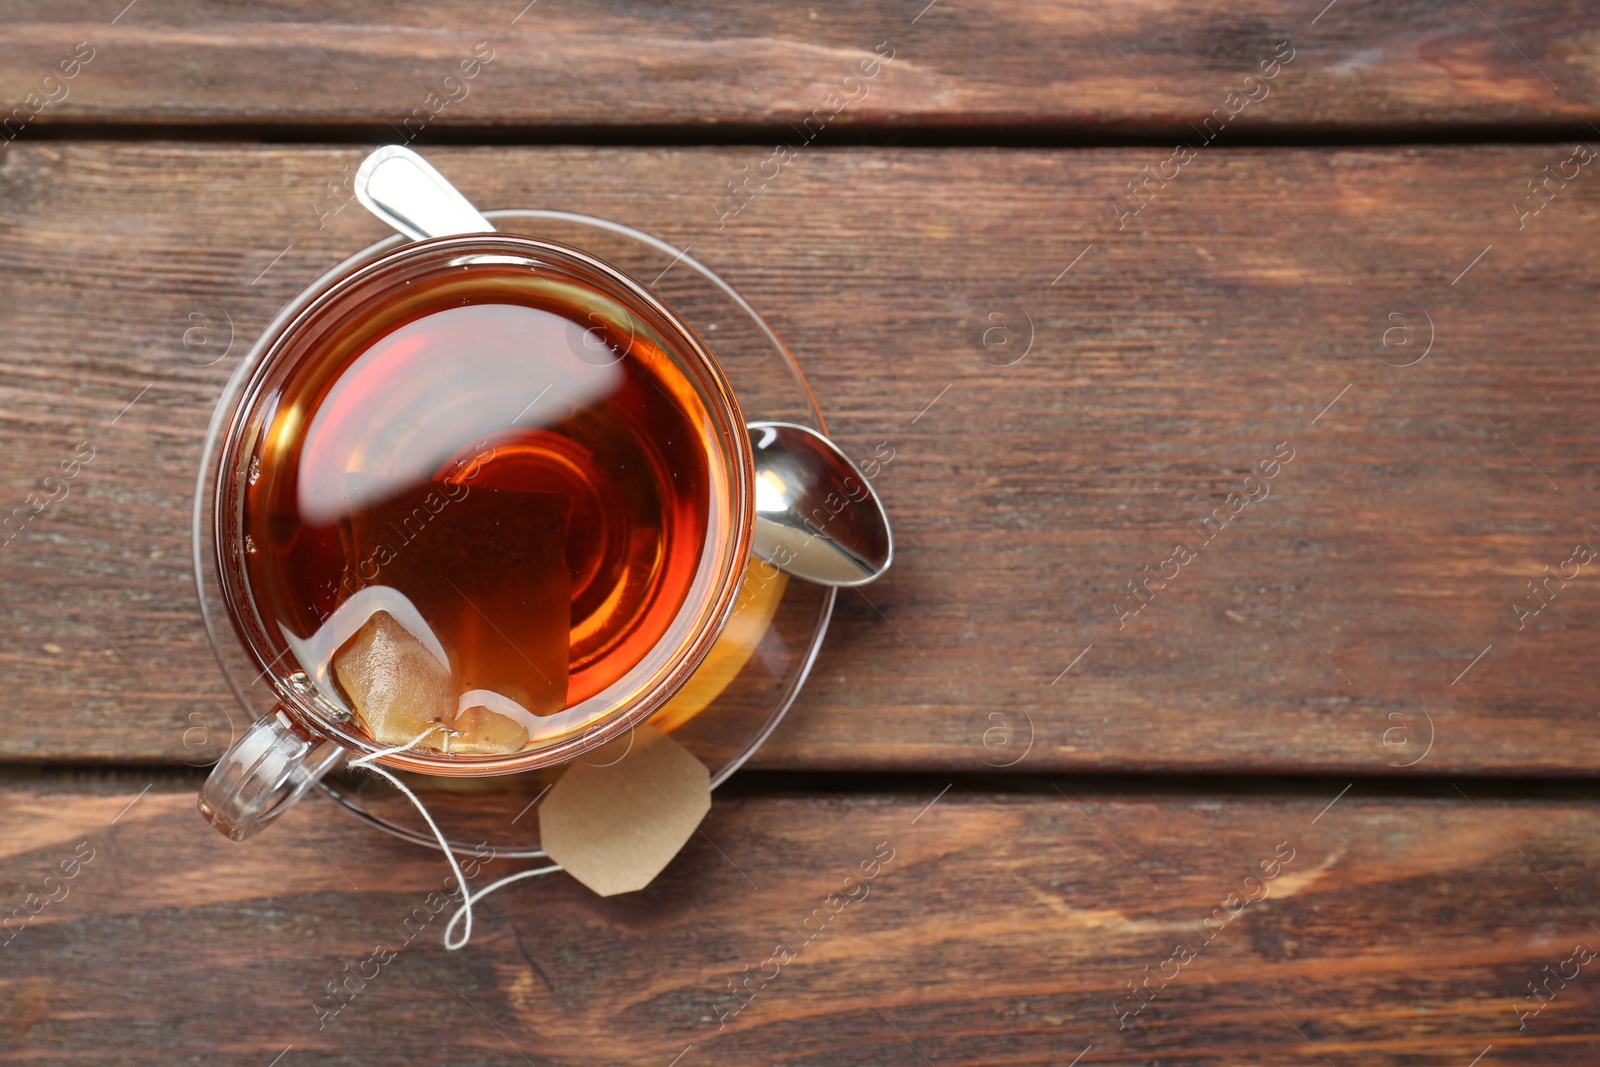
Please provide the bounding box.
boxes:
[354,146,496,241]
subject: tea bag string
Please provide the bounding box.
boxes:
[443,864,562,949]
[348,728,480,950]
[347,727,564,951]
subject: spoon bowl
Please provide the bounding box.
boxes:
[748,422,893,586]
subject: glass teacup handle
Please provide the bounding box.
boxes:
[198,708,346,841]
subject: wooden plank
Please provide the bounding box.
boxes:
[1,775,1597,1063]
[0,1,1596,134]
[3,142,1600,772]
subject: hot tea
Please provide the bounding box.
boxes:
[227,240,746,758]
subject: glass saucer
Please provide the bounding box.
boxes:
[197,209,835,859]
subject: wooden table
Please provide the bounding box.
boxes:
[4,3,1599,1063]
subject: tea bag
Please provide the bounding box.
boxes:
[539,724,711,896]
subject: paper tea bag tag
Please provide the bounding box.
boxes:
[539,724,711,896]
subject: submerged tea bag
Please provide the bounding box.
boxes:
[443,703,530,755]
[539,724,711,896]
[325,477,574,757]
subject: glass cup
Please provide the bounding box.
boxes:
[197,234,754,840]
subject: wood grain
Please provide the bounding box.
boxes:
[3,142,1600,772]
[1,774,1597,1064]
[0,1,1597,134]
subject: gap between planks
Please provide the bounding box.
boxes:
[8,119,1600,150]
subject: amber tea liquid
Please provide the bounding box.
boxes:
[232,240,740,752]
